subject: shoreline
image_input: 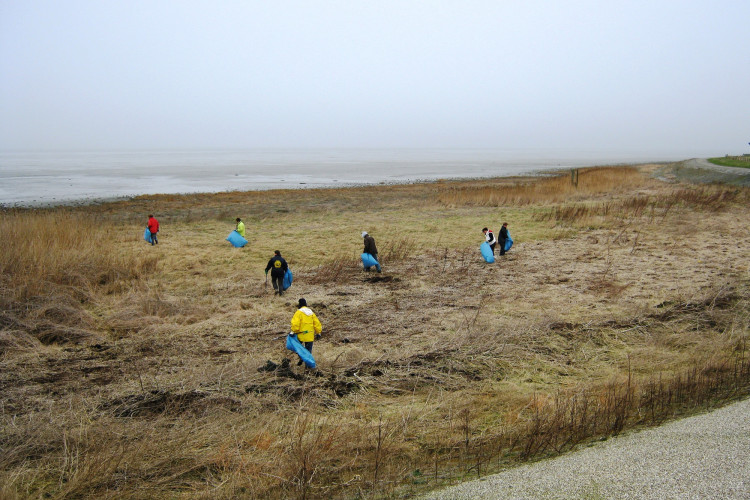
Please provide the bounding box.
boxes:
[1,159,674,209]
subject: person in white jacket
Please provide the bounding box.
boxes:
[482,227,496,254]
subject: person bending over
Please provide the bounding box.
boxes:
[362,231,381,272]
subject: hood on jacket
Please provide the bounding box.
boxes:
[300,307,313,316]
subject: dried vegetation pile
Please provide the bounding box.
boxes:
[1,164,749,499]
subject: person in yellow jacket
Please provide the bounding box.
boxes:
[291,298,322,366]
[235,217,246,237]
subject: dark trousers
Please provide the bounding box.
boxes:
[499,239,506,255]
[150,232,158,245]
[271,275,284,294]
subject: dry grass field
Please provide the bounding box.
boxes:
[1,163,749,499]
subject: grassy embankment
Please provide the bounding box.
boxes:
[708,156,750,168]
[1,164,749,499]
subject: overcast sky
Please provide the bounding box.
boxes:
[1,0,748,154]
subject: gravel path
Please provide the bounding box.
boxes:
[661,158,750,186]
[422,397,750,499]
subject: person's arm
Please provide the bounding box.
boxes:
[290,310,301,333]
[313,314,322,334]
[313,314,322,339]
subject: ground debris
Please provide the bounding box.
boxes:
[100,389,241,417]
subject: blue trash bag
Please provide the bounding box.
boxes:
[144,227,153,244]
[480,241,495,263]
[361,253,379,268]
[226,230,248,248]
[504,232,513,252]
[282,268,293,290]
[286,333,316,369]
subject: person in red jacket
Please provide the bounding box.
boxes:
[147,214,160,245]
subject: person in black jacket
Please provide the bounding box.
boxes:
[265,250,288,296]
[498,222,509,256]
[362,231,381,272]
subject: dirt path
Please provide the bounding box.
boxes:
[423,397,750,499]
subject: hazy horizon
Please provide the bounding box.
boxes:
[1,1,748,154]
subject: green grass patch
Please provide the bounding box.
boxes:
[707,156,750,168]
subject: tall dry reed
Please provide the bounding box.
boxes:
[437,166,645,207]
[0,211,149,298]
[535,184,749,224]
[0,210,151,346]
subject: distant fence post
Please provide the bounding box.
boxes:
[571,169,579,187]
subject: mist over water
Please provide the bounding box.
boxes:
[0,148,687,206]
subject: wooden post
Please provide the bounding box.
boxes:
[571,169,579,187]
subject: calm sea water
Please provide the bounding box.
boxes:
[0,148,685,206]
